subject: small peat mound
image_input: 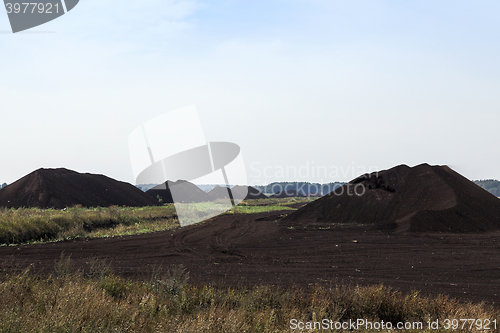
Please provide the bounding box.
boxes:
[304,192,322,198]
[208,185,267,201]
[285,163,500,233]
[232,185,268,200]
[0,168,158,209]
[146,180,212,203]
[207,186,233,200]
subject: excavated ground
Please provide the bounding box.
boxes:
[1,210,499,306]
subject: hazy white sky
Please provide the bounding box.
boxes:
[1,0,499,185]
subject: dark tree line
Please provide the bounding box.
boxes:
[255,180,500,197]
[474,179,500,197]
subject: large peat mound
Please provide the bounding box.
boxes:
[0,168,158,209]
[146,180,212,203]
[286,163,500,233]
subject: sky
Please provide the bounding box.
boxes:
[1,0,499,186]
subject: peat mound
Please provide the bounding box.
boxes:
[0,168,158,209]
[208,185,267,201]
[271,190,304,198]
[285,163,500,233]
[304,192,322,198]
[234,185,268,200]
[146,180,212,203]
[207,186,233,200]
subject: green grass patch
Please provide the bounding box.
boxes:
[226,205,295,214]
[0,198,312,246]
[240,197,317,207]
[0,205,178,246]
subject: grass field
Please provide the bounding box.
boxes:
[1,199,499,332]
[0,198,313,246]
[1,256,497,333]
[0,205,178,246]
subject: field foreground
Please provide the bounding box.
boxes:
[1,208,499,307]
[1,266,498,332]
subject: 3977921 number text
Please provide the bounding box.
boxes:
[442,319,497,330]
[5,2,59,14]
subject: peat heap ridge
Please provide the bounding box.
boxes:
[0,168,158,209]
[286,163,500,233]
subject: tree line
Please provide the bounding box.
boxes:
[474,179,500,197]
[254,180,500,197]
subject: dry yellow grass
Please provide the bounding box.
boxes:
[0,257,497,333]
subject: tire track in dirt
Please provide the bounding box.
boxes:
[210,216,257,257]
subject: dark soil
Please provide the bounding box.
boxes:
[1,210,499,306]
[0,168,157,209]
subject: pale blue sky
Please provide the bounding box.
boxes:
[1,0,499,184]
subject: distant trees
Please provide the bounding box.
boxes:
[474,180,500,197]
[253,180,500,197]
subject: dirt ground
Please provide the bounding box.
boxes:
[1,209,499,306]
